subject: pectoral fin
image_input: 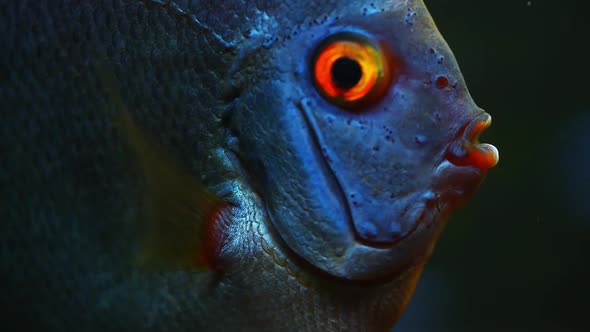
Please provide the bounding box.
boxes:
[98,67,229,271]
[121,112,229,271]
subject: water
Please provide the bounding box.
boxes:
[396,1,589,331]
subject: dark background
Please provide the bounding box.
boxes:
[396,1,589,331]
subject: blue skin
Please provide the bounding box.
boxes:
[227,3,489,280]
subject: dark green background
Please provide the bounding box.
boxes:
[396,1,589,331]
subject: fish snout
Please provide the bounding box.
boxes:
[445,112,499,170]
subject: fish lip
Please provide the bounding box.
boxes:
[452,112,491,149]
[465,112,492,142]
[446,112,499,170]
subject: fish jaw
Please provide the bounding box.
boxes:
[285,96,491,280]
[227,0,497,280]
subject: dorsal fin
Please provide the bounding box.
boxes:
[98,67,229,271]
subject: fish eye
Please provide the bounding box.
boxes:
[312,33,394,109]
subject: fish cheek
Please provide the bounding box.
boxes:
[298,84,440,241]
[227,79,355,273]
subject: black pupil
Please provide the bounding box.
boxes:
[331,57,362,90]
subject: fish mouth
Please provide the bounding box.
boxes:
[446,112,499,170]
[431,111,499,216]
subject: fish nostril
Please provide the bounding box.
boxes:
[446,112,499,170]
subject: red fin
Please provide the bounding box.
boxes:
[197,207,232,271]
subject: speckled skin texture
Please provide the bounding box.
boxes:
[0,1,487,331]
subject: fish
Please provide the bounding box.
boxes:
[0,0,498,331]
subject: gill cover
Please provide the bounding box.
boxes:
[228,1,496,280]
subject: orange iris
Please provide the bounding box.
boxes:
[312,35,393,108]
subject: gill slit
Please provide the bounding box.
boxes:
[296,99,361,244]
[297,99,431,249]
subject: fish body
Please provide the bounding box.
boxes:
[0,1,497,331]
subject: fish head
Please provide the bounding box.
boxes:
[227,0,498,280]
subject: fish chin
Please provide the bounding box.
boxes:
[263,158,485,282]
[431,160,488,214]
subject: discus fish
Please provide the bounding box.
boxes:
[0,1,498,331]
